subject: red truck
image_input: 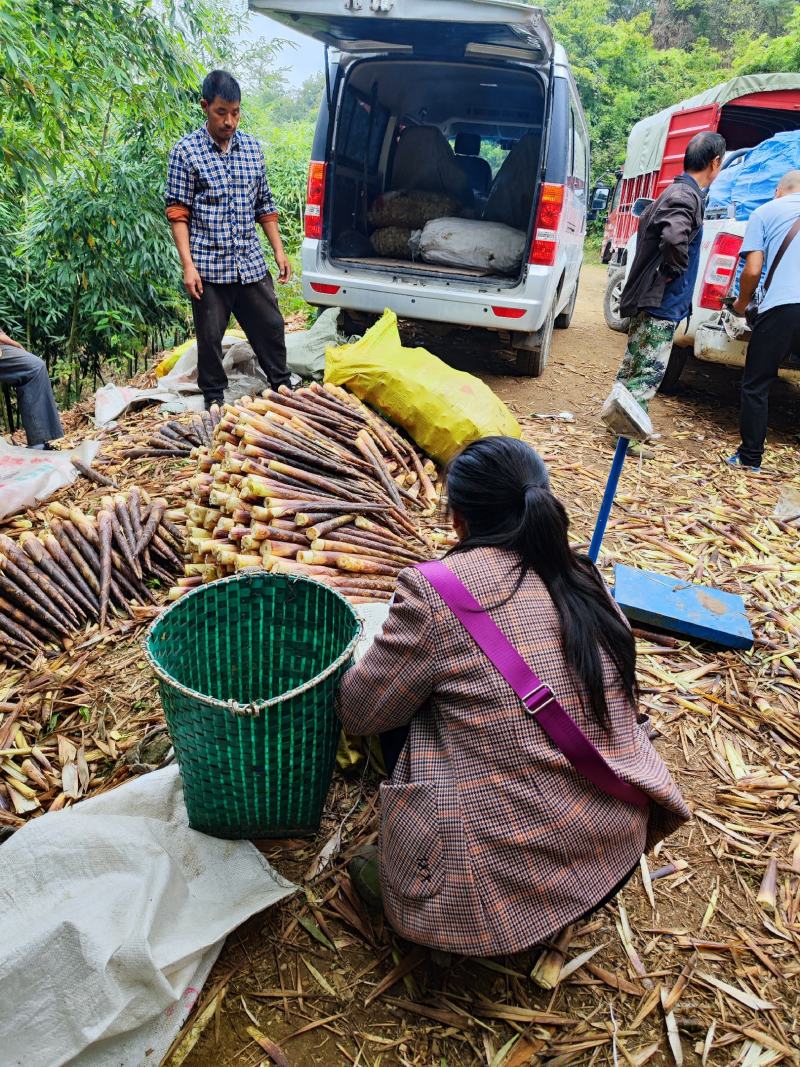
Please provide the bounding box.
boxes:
[594,74,800,390]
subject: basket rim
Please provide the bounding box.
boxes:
[144,571,362,715]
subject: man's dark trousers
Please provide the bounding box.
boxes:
[739,304,800,467]
[0,344,63,445]
[192,274,290,405]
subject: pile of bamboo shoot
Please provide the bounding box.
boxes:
[173,383,442,604]
[118,407,220,460]
[0,491,186,664]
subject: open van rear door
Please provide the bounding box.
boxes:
[249,0,553,63]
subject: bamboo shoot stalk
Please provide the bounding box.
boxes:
[42,533,100,613]
[355,430,405,510]
[310,538,411,565]
[297,551,401,576]
[335,588,392,601]
[97,511,113,628]
[248,524,307,546]
[327,575,397,591]
[128,487,151,572]
[149,532,182,570]
[266,459,361,502]
[757,856,778,911]
[103,498,141,579]
[61,520,131,616]
[0,568,67,637]
[294,512,335,528]
[0,533,83,623]
[0,551,74,630]
[353,515,407,547]
[305,515,356,541]
[269,559,341,578]
[254,539,298,559]
[50,521,101,597]
[135,499,167,555]
[0,604,44,649]
[19,533,95,621]
[4,529,87,624]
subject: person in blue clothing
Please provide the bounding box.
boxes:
[727,170,800,472]
[614,133,726,424]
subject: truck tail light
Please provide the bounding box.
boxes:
[699,232,743,310]
[529,183,565,266]
[304,161,327,241]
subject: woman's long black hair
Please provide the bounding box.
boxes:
[446,436,637,726]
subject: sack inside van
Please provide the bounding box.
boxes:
[328,60,545,281]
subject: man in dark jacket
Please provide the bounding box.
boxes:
[615,132,726,412]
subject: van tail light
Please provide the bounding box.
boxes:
[699,232,743,310]
[304,161,327,241]
[529,183,565,266]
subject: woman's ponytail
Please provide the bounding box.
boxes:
[447,437,638,727]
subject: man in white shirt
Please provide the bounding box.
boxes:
[728,170,800,472]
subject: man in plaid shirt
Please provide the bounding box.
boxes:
[165,70,292,408]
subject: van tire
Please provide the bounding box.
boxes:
[555,278,579,329]
[658,345,689,394]
[514,304,555,378]
[604,268,630,333]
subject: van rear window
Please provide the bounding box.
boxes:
[337,88,390,171]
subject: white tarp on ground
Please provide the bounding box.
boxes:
[0,437,101,521]
[94,310,345,426]
[0,765,297,1067]
[623,73,800,180]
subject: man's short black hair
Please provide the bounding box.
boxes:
[684,131,726,172]
[202,70,241,104]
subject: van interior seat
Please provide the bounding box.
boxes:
[483,132,542,231]
[454,132,493,197]
[390,124,473,205]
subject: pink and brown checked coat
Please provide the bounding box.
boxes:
[337,547,690,957]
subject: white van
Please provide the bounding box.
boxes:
[250,0,590,376]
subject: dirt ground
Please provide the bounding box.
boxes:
[169,265,799,1067]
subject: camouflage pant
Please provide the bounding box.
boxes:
[616,312,677,410]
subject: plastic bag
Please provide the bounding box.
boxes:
[325,310,521,463]
[371,226,414,258]
[0,438,101,522]
[729,131,800,220]
[411,218,527,275]
[367,190,462,230]
[285,307,343,379]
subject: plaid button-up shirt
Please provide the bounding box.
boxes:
[165,126,278,284]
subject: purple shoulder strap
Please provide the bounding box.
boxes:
[417,560,649,809]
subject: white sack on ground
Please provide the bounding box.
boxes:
[93,382,199,426]
[159,313,344,395]
[412,218,527,275]
[286,307,343,380]
[0,437,101,521]
[0,765,297,1067]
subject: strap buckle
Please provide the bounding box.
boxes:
[522,683,556,716]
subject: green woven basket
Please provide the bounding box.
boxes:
[145,572,360,839]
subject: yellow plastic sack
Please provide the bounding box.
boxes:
[325,310,520,463]
[154,339,194,379]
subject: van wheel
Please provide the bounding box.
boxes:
[514,304,555,378]
[555,279,579,329]
[658,345,689,394]
[604,268,630,333]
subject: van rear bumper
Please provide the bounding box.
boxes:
[300,248,552,334]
